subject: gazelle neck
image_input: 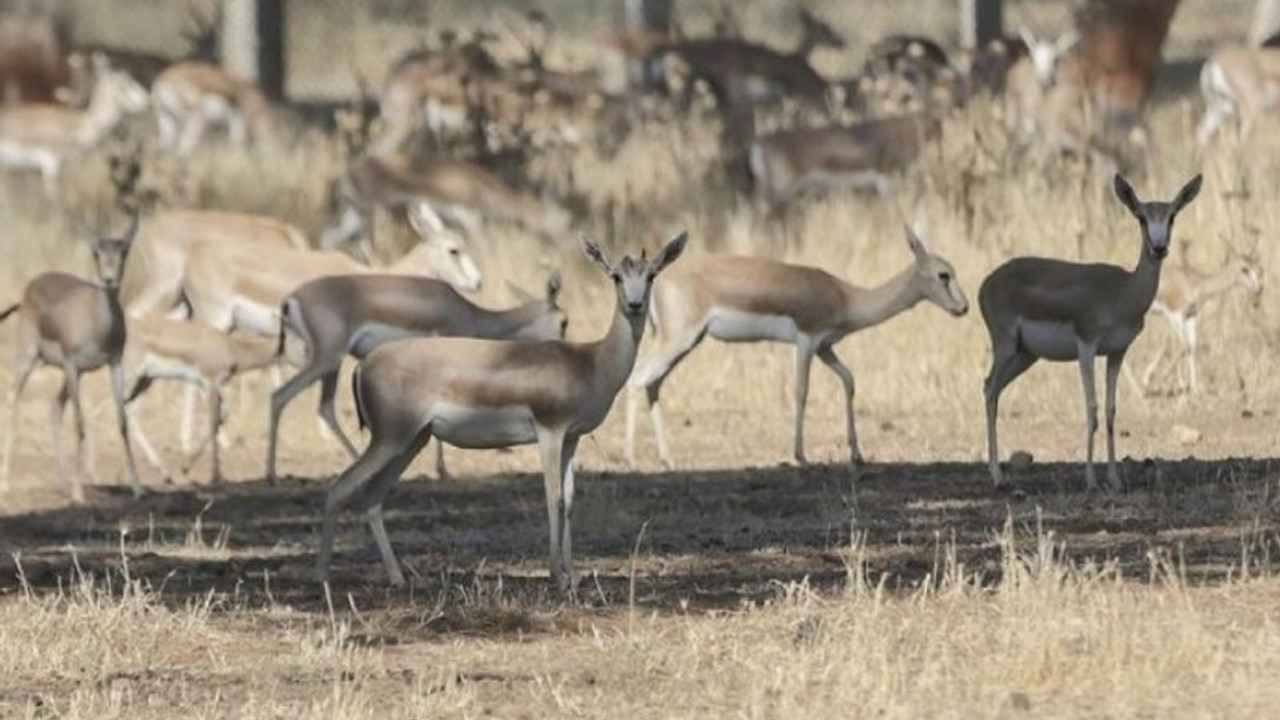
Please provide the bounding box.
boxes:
[387,243,437,276]
[842,263,923,331]
[587,299,645,394]
[1123,243,1164,315]
[472,301,546,337]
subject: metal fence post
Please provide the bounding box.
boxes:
[221,0,286,100]
[960,0,1003,48]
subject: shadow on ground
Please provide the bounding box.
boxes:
[1,455,1277,633]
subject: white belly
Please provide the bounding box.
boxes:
[231,299,281,336]
[136,352,202,384]
[705,308,798,343]
[0,140,56,170]
[430,402,537,449]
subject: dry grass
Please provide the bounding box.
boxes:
[2,1,1280,716]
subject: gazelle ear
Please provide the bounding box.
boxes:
[546,270,563,302]
[407,201,446,240]
[1018,26,1037,49]
[1113,173,1141,217]
[579,233,613,273]
[904,224,931,259]
[650,231,688,274]
[1056,29,1080,53]
[1172,174,1203,214]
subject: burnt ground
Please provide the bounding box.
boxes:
[2,454,1277,635]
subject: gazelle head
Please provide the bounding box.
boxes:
[88,211,140,291]
[1113,174,1203,262]
[905,225,969,316]
[1019,26,1078,88]
[406,201,484,292]
[581,231,688,323]
[508,271,569,340]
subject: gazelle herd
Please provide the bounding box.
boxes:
[0,3,1273,591]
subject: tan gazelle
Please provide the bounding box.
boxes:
[152,60,275,156]
[1197,44,1280,147]
[1136,248,1263,394]
[266,271,567,484]
[181,202,482,337]
[126,209,311,320]
[0,55,149,196]
[121,316,280,484]
[0,213,143,501]
[626,226,969,467]
[318,232,688,589]
[980,173,1203,491]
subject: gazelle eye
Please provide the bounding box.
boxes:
[610,273,621,284]
[448,248,460,257]
[938,271,951,282]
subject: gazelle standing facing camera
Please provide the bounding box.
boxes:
[980,173,1203,492]
[0,213,143,501]
[317,232,688,589]
[626,226,969,467]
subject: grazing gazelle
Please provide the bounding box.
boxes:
[0,55,149,196]
[151,60,275,156]
[626,226,969,467]
[980,173,1203,491]
[1135,249,1263,394]
[266,271,567,484]
[0,214,143,501]
[318,232,688,588]
[1196,44,1280,146]
[121,316,280,484]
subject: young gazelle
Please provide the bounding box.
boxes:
[980,173,1203,491]
[266,272,567,483]
[0,214,143,501]
[1136,249,1263,394]
[318,232,688,588]
[626,226,969,467]
[121,316,280,484]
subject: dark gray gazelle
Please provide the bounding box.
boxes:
[979,173,1203,492]
[266,272,568,483]
[0,213,144,501]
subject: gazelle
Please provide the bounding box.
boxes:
[152,60,275,156]
[0,54,148,196]
[1135,249,1263,394]
[980,173,1203,491]
[626,226,969,467]
[1196,44,1280,147]
[126,209,310,320]
[318,232,688,589]
[747,116,939,209]
[266,271,567,483]
[121,315,280,484]
[0,214,143,502]
[321,150,572,257]
[1003,27,1086,150]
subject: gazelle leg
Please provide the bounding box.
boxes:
[817,345,861,463]
[1076,341,1100,493]
[559,436,580,590]
[434,440,448,480]
[49,377,79,502]
[536,427,568,589]
[127,393,173,482]
[2,351,38,490]
[983,342,1036,487]
[1185,317,1199,394]
[359,428,434,586]
[317,370,359,457]
[110,363,142,497]
[1104,351,1126,492]
[628,325,707,468]
[179,383,200,454]
[792,337,816,464]
[266,362,339,483]
[318,437,409,583]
